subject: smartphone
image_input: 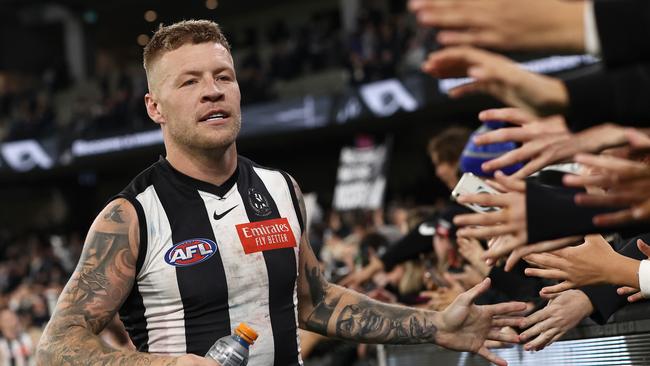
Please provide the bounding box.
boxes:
[451,173,501,213]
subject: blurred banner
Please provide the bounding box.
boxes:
[0,74,431,175]
[332,139,390,210]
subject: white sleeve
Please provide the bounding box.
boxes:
[638,260,650,298]
[584,0,601,56]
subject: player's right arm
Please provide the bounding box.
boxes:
[36,198,215,366]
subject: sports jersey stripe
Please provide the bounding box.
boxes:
[153,169,231,355]
[116,190,151,351]
[198,188,275,365]
[255,167,304,366]
[237,160,300,366]
[134,185,187,354]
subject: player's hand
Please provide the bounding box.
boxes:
[435,278,526,366]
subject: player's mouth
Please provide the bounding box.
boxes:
[198,109,230,124]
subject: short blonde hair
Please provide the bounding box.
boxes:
[143,19,231,74]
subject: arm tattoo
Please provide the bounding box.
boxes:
[103,204,125,223]
[335,300,437,344]
[302,261,437,344]
[37,203,178,365]
[304,263,343,334]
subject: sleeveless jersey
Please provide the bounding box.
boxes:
[115,156,304,366]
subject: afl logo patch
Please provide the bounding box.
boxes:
[165,239,217,267]
[247,188,272,216]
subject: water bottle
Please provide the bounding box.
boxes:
[205,323,258,366]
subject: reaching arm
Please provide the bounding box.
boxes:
[289,179,525,366]
[36,199,212,366]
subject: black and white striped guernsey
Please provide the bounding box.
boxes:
[115,156,304,366]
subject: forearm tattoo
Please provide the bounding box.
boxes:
[303,263,437,344]
[37,204,177,366]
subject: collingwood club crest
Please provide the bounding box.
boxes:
[248,188,272,216]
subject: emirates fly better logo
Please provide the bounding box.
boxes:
[236,218,297,254]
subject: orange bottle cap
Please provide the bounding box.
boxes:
[235,323,258,344]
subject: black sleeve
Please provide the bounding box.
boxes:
[564,63,650,132]
[593,0,650,67]
[581,233,650,324]
[526,178,648,243]
[379,220,435,272]
[488,260,544,302]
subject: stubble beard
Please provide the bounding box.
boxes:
[169,115,242,153]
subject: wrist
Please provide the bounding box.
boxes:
[608,255,640,288]
[573,290,595,318]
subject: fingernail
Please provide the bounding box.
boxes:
[633,208,644,219]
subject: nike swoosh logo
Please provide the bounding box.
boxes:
[214,205,238,220]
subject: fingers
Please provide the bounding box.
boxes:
[625,128,650,149]
[573,153,650,179]
[474,127,529,146]
[574,192,640,207]
[505,237,581,272]
[478,108,535,126]
[478,346,508,366]
[484,236,526,261]
[524,267,568,280]
[488,327,520,343]
[494,170,526,192]
[485,301,528,316]
[617,286,638,296]
[457,224,520,241]
[520,307,548,330]
[627,292,645,303]
[525,326,560,351]
[522,252,568,270]
[540,281,576,295]
[520,317,554,344]
[456,277,491,306]
[592,208,635,227]
[492,316,525,328]
[454,210,507,227]
[638,239,650,258]
[437,30,503,49]
[481,137,552,173]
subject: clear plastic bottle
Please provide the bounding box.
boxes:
[205,323,258,366]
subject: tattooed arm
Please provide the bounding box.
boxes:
[291,180,525,366]
[36,199,215,366]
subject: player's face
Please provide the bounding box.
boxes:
[148,42,241,150]
[431,154,459,190]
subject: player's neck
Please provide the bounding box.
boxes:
[166,143,238,186]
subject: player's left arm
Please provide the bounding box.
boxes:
[290,178,525,364]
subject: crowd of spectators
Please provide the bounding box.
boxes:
[0,7,428,144]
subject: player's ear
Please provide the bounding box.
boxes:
[145,93,165,125]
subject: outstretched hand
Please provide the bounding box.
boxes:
[436,278,526,366]
[473,108,569,174]
[524,235,641,296]
[420,46,569,117]
[454,171,527,262]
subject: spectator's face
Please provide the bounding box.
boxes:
[0,310,20,339]
[145,42,242,151]
[431,154,459,190]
